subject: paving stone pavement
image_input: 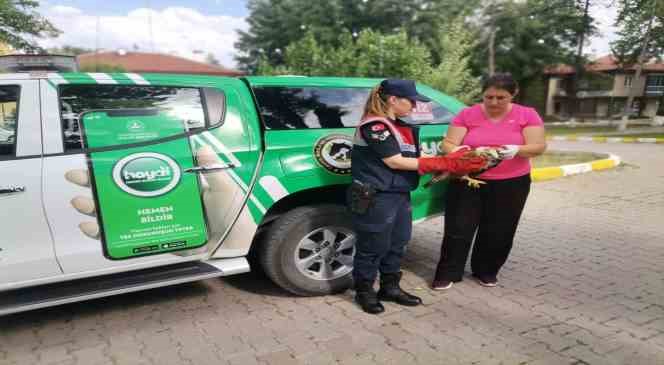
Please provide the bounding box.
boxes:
[1,141,663,365]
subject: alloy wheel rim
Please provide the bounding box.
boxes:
[294,226,355,281]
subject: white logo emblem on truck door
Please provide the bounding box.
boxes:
[314,134,353,175]
[112,153,181,197]
[127,120,146,132]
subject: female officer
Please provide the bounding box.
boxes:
[350,79,487,314]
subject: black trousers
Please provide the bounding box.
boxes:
[351,192,412,284]
[434,174,531,282]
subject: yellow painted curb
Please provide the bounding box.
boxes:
[591,158,617,170]
[531,167,563,181]
[531,153,621,182]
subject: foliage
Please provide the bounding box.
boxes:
[259,29,432,80]
[471,0,598,101]
[426,18,481,104]
[244,0,598,108]
[257,25,483,104]
[611,0,664,63]
[0,0,60,52]
[0,42,12,55]
[351,30,432,80]
[235,0,480,72]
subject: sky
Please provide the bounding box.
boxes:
[37,1,619,70]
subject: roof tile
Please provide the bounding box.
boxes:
[77,51,243,76]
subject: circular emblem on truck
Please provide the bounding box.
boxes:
[112,153,181,197]
[313,134,353,175]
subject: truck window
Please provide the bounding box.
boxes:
[253,86,453,129]
[59,85,206,152]
[401,100,455,125]
[0,86,19,159]
[252,87,369,129]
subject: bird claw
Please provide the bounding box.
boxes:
[461,176,486,189]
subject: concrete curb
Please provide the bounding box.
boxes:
[531,153,621,182]
[548,135,664,144]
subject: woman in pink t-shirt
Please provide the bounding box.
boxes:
[431,73,547,290]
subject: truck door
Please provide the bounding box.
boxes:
[0,80,62,288]
[40,78,258,273]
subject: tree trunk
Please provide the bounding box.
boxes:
[569,0,591,123]
[488,28,496,76]
[618,0,655,131]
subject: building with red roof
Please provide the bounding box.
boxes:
[77,51,243,76]
[544,55,664,118]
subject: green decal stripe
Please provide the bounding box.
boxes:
[201,132,242,167]
[109,73,138,85]
[250,180,277,209]
[190,135,267,215]
[136,74,164,84]
[86,73,119,84]
[123,73,151,85]
[246,200,265,222]
[61,72,96,84]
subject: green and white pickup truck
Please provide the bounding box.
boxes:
[0,71,463,315]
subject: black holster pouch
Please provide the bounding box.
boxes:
[349,180,376,214]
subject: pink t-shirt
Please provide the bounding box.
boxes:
[451,103,544,180]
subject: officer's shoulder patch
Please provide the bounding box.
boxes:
[370,123,387,131]
[368,129,391,142]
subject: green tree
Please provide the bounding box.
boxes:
[258,29,432,80]
[611,0,663,128]
[612,0,664,62]
[472,0,597,106]
[0,0,60,52]
[352,30,432,80]
[235,0,480,72]
[427,18,481,104]
[259,27,486,104]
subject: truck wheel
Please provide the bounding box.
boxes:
[258,204,356,296]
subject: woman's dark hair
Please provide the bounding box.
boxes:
[482,73,519,95]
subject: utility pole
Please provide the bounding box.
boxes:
[618,0,657,131]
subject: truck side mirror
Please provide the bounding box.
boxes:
[202,87,226,128]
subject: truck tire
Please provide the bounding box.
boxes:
[258,204,356,296]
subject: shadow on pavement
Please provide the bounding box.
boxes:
[220,270,295,298]
[0,282,210,329]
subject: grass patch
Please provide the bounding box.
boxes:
[595,133,664,139]
[532,151,607,168]
[545,126,624,135]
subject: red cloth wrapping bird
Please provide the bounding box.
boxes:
[424,146,503,188]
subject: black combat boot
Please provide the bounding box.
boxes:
[354,280,385,314]
[377,272,422,306]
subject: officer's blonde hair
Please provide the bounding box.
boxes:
[362,85,391,119]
